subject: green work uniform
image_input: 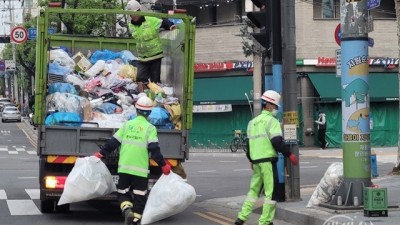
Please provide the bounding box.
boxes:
[237,110,282,225]
[114,116,158,178]
[129,16,164,62]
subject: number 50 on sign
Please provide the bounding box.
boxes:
[11,26,28,44]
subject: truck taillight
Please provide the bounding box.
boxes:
[45,176,67,189]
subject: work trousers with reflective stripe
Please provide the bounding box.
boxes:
[117,173,148,215]
[238,162,276,225]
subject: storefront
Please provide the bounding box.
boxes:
[308,72,399,147]
[188,61,257,148]
[190,75,253,149]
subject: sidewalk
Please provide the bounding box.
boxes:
[274,174,400,225]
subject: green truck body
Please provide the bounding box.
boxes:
[34,8,195,213]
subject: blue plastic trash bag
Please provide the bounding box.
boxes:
[148,107,170,126]
[48,62,73,76]
[45,112,82,126]
[156,122,175,129]
[120,50,138,64]
[95,103,118,114]
[48,82,78,95]
[90,49,122,64]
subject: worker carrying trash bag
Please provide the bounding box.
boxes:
[93,96,171,225]
[235,90,299,225]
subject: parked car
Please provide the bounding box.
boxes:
[0,102,17,115]
[0,98,11,103]
[2,106,21,122]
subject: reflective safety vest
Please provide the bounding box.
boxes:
[129,16,163,61]
[247,110,282,162]
[113,116,158,177]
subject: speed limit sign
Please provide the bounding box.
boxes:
[11,26,28,44]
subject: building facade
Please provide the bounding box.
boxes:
[180,0,399,148]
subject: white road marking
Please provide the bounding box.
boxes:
[187,160,201,162]
[16,148,25,151]
[233,169,251,172]
[300,166,319,169]
[0,189,7,199]
[25,189,40,200]
[27,151,36,155]
[0,147,8,151]
[198,170,216,173]
[8,151,18,154]
[7,200,42,215]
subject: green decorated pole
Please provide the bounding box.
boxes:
[331,0,372,206]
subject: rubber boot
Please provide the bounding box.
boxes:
[234,218,245,225]
[124,208,136,225]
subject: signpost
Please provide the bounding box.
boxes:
[28,27,56,40]
[334,23,341,46]
[0,60,5,72]
[10,26,28,44]
[335,49,341,77]
[5,60,16,71]
[367,0,380,10]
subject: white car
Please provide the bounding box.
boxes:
[2,106,21,122]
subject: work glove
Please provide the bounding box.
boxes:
[161,163,171,175]
[288,153,299,166]
[93,151,103,159]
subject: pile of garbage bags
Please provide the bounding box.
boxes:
[44,48,181,129]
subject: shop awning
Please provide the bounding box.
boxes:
[193,76,253,105]
[308,73,399,102]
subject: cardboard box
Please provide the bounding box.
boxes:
[72,52,92,72]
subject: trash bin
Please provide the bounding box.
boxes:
[371,154,379,178]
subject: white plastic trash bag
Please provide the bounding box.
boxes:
[58,156,117,205]
[141,172,196,224]
[306,162,343,207]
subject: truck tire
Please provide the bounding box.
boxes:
[56,203,70,213]
[40,200,55,213]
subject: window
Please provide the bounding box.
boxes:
[314,0,340,19]
[313,0,395,19]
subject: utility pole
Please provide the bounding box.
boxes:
[282,0,300,201]
[329,0,371,207]
[395,0,400,173]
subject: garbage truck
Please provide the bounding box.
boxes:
[33,7,195,213]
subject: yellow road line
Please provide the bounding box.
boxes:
[204,212,236,222]
[194,212,247,225]
[194,212,232,225]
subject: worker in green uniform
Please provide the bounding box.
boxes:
[126,0,176,84]
[235,90,299,225]
[93,96,171,225]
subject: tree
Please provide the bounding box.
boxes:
[0,0,123,97]
[239,18,270,58]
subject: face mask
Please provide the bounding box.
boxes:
[271,109,278,117]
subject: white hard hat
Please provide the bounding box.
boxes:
[126,0,141,11]
[135,96,153,111]
[261,90,281,107]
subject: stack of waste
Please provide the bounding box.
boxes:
[45,48,181,129]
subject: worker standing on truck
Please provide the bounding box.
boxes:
[93,96,171,225]
[126,0,176,84]
[234,90,299,225]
